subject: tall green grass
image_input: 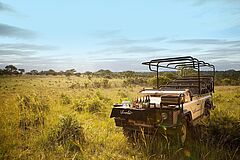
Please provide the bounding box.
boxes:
[0,76,239,159]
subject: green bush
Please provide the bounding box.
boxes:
[69,83,81,89]
[92,79,111,88]
[221,78,232,85]
[207,110,240,146]
[18,95,49,130]
[47,115,85,152]
[92,81,101,88]
[60,93,71,105]
[96,91,111,102]
[72,92,109,113]
[148,76,171,87]
[122,78,147,87]
[72,98,87,112]
[117,90,128,99]
[87,98,104,113]
[102,79,110,88]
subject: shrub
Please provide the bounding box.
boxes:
[207,110,240,146]
[221,78,232,85]
[102,79,110,88]
[122,77,149,87]
[96,91,111,102]
[47,115,85,152]
[92,81,101,88]
[69,83,81,89]
[18,95,49,130]
[122,78,135,87]
[72,98,87,112]
[87,98,104,113]
[92,79,111,88]
[148,76,171,86]
[163,72,178,79]
[84,82,89,88]
[117,90,128,99]
[60,94,71,105]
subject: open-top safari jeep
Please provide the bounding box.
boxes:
[110,56,215,145]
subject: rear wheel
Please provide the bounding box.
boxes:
[204,101,213,117]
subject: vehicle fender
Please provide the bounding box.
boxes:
[183,110,192,122]
[204,99,214,109]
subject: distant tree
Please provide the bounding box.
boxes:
[94,69,113,78]
[4,65,18,74]
[75,72,81,77]
[65,69,76,76]
[121,71,136,78]
[0,69,3,75]
[39,70,47,75]
[70,69,76,73]
[84,71,93,76]
[163,72,177,79]
[18,69,25,74]
[47,69,57,75]
[83,71,93,79]
[221,78,232,85]
[149,76,171,87]
[226,69,236,72]
[5,65,17,72]
[29,70,39,75]
[95,69,112,75]
[178,68,197,77]
[58,71,65,75]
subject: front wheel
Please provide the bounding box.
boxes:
[177,119,187,146]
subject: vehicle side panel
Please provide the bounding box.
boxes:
[183,95,211,120]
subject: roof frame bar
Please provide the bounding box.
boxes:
[142,56,215,94]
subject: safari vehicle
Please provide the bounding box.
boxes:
[110,56,215,145]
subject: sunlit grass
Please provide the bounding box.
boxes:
[0,76,239,159]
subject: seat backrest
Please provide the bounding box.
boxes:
[161,95,183,105]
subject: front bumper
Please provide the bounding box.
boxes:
[114,118,181,135]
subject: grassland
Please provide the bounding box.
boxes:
[0,76,239,160]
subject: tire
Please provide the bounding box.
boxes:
[204,101,212,117]
[177,118,188,146]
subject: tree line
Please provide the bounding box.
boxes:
[0,65,152,78]
[0,65,239,85]
[0,65,25,75]
[0,65,79,76]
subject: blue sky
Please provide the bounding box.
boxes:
[0,0,240,71]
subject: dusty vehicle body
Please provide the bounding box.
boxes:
[110,56,215,145]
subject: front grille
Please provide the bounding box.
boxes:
[128,119,154,128]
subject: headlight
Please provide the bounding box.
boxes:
[161,112,168,120]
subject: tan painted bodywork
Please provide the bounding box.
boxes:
[183,94,211,119]
[140,89,212,121]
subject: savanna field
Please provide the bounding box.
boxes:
[0,76,239,160]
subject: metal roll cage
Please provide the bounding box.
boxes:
[142,56,215,95]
